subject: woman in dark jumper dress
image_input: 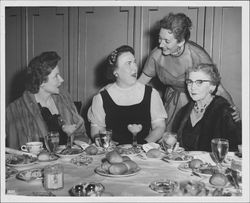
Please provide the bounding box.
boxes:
[172,63,241,151]
[88,45,167,145]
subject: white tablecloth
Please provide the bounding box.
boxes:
[4,150,242,198]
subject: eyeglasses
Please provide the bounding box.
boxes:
[185,79,212,87]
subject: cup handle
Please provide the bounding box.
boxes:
[21,145,28,152]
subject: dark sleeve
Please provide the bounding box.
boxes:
[218,107,242,151]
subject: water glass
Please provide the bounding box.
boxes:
[161,132,177,153]
[211,138,229,171]
[95,129,112,150]
[45,131,60,153]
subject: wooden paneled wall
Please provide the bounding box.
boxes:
[5,7,242,114]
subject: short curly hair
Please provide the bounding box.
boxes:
[160,13,192,42]
[186,63,221,86]
[106,45,135,81]
[25,51,61,93]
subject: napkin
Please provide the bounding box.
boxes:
[73,140,90,150]
[142,142,160,153]
[190,152,216,165]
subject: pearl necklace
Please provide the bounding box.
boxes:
[193,96,214,115]
[193,102,207,114]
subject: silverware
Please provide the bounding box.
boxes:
[191,171,201,178]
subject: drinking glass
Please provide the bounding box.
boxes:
[161,132,177,154]
[127,124,142,148]
[98,129,112,150]
[45,131,60,154]
[211,138,229,172]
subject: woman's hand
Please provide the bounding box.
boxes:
[62,124,77,135]
[230,105,241,122]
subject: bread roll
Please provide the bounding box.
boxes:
[146,149,162,158]
[37,151,50,161]
[122,156,131,162]
[85,145,98,155]
[189,159,203,169]
[123,160,138,171]
[101,161,112,172]
[209,173,228,186]
[106,150,123,163]
[108,163,128,175]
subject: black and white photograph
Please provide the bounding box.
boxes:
[1,0,249,202]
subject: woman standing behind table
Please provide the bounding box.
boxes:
[172,63,241,151]
[138,13,240,131]
[6,51,90,150]
[88,45,167,145]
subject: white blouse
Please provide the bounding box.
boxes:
[88,82,168,128]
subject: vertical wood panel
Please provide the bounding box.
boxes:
[27,7,69,92]
[5,7,26,104]
[78,7,135,107]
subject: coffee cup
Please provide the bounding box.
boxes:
[21,141,43,155]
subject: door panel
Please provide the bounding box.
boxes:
[78,7,134,105]
[27,7,69,91]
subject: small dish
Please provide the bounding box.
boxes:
[95,166,141,177]
[149,179,178,194]
[16,168,43,182]
[178,162,217,177]
[162,153,193,164]
[69,182,105,196]
[70,155,93,166]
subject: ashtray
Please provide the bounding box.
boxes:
[149,179,178,194]
[69,182,105,196]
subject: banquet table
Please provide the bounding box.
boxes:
[5,148,242,197]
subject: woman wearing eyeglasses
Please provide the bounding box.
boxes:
[138,13,240,131]
[172,63,241,151]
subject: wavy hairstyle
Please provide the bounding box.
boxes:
[25,51,61,93]
[186,63,221,94]
[160,13,192,42]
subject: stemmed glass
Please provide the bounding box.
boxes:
[127,124,142,148]
[211,138,229,172]
[161,132,177,154]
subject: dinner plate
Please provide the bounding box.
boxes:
[178,162,216,177]
[56,145,84,159]
[95,166,141,177]
[6,154,37,168]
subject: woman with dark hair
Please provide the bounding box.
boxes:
[6,51,90,149]
[138,13,240,131]
[88,45,167,145]
[172,63,241,151]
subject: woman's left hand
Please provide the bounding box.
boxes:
[231,105,241,122]
[62,124,77,135]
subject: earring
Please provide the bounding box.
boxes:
[114,73,118,77]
